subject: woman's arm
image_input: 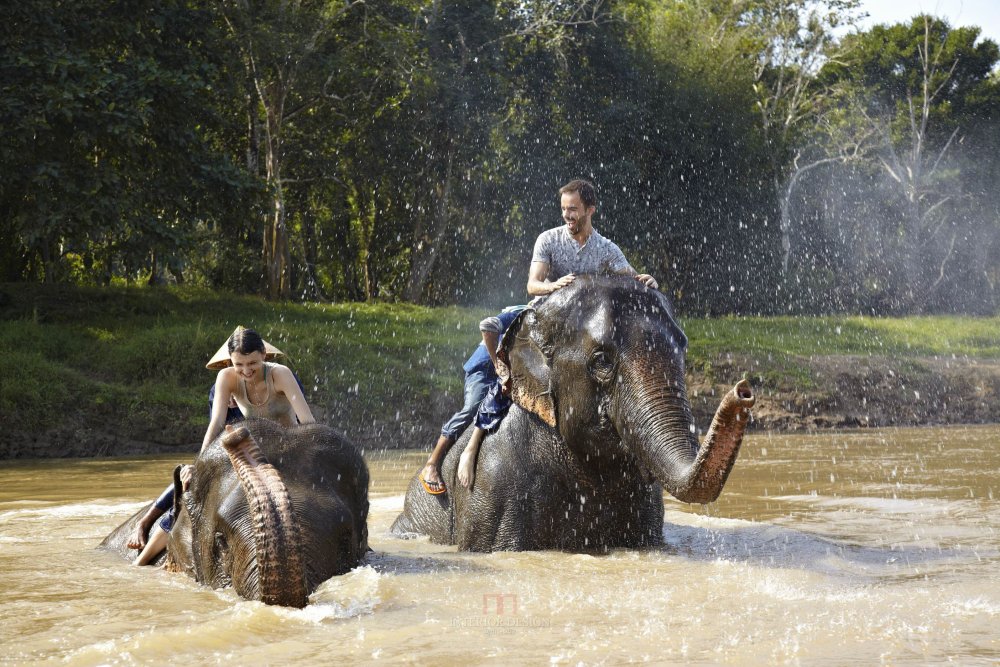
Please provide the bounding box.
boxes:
[201,370,235,452]
[272,365,316,425]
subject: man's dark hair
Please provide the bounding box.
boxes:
[559,179,597,209]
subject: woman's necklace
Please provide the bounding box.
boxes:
[244,372,270,407]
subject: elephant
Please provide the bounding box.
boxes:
[100,419,369,608]
[391,274,755,552]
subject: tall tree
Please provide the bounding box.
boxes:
[395,0,613,304]
[219,0,366,300]
[739,0,863,276]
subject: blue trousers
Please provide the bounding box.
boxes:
[440,369,492,440]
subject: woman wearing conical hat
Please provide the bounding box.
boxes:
[129,326,315,565]
[200,326,315,452]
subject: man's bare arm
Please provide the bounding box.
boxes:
[482,330,501,371]
[527,261,575,296]
[614,265,658,290]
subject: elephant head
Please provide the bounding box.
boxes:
[166,419,369,608]
[498,274,754,504]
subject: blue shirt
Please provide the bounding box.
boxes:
[462,307,527,376]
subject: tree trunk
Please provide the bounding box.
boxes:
[263,110,291,301]
[404,150,453,303]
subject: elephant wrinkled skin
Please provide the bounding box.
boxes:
[392,275,754,552]
[100,419,369,608]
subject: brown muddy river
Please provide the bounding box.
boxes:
[1,426,998,665]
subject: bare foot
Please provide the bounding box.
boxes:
[420,462,446,494]
[180,464,193,491]
[457,445,479,489]
[126,525,148,551]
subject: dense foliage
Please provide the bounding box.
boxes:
[2,0,998,314]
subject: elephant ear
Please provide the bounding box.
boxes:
[497,308,556,427]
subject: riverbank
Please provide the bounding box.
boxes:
[2,284,998,459]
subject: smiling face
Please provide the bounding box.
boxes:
[560,191,595,239]
[230,350,266,381]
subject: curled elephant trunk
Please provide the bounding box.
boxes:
[220,427,308,608]
[617,368,755,504]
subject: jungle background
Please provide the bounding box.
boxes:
[3,0,999,315]
[3,0,1000,458]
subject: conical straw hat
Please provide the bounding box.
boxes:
[206,327,286,370]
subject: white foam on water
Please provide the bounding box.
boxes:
[297,565,384,621]
[0,501,144,524]
[942,596,1000,616]
[746,567,869,603]
[661,511,888,577]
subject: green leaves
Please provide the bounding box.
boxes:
[1,0,996,314]
[1,0,255,284]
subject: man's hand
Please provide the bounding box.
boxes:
[549,273,576,293]
[634,274,658,290]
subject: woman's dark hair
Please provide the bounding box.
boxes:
[227,327,266,356]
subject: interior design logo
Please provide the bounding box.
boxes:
[450,593,552,635]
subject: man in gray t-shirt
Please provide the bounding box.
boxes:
[527,179,658,296]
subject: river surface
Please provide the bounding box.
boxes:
[1,425,998,665]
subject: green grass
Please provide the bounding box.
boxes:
[2,283,998,453]
[681,315,1000,361]
[0,284,483,443]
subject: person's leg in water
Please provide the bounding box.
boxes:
[420,369,490,494]
[131,465,191,565]
[133,521,170,566]
[127,484,173,551]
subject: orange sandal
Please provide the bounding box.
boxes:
[420,474,447,495]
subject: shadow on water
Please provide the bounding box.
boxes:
[365,545,492,576]
[369,513,990,583]
[657,518,992,582]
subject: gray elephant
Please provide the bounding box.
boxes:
[100,419,369,608]
[391,274,754,551]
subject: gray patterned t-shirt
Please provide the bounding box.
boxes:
[531,225,633,279]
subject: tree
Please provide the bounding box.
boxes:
[817,16,1000,312]
[738,0,864,276]
[0,0,253,284]
[219,0,367,300]
[395,0,615,304]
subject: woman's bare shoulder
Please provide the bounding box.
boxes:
[269,363,296,383]
[216,367,238,387]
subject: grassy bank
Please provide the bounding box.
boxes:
[2,283,998,458]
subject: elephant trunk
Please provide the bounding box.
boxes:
[616,357,755,504]
[220,427,308,608]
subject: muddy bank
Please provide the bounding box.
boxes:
[5,353,998,459]
[691,354,1000,430]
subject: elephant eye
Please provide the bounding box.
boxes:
[588,349,616,384]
